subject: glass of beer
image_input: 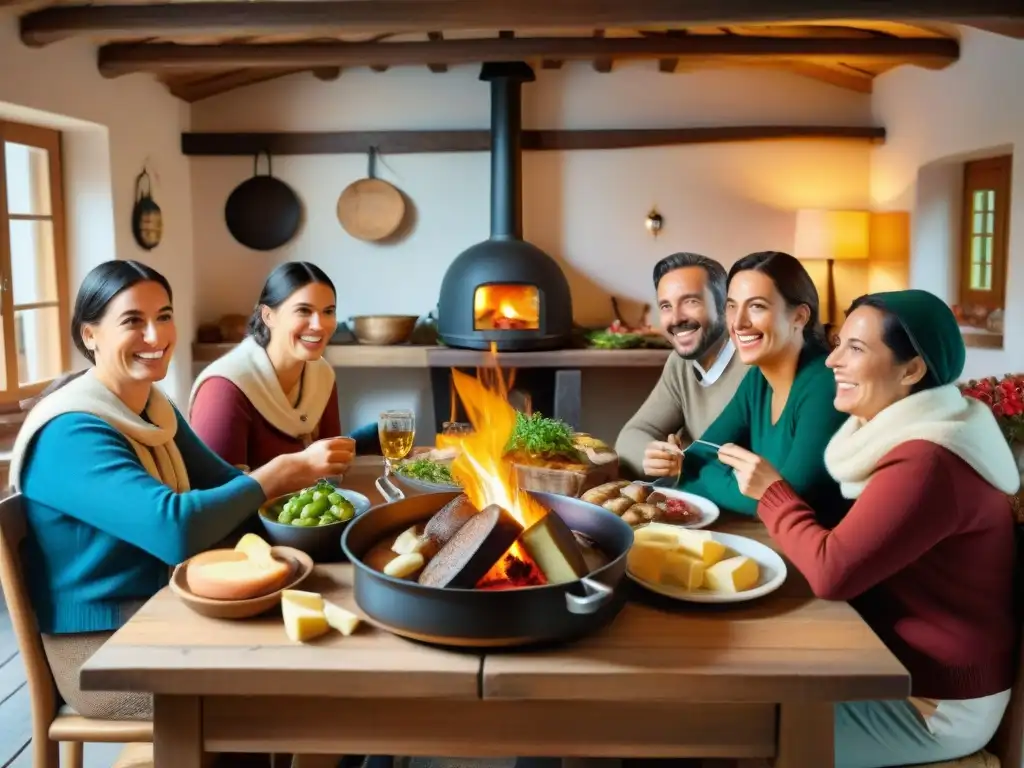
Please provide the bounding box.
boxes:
[378,409,415,476]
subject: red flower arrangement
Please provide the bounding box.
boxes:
[959,373,1024,445]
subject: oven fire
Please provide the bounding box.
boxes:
[473,284,540,331]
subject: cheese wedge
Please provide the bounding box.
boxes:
[281,589,324,611]
[703,555,760,593]
[281,596,330,642]
[661,550,706,591]
[391,526,440,559]
[235,532,273,561]
[324,601,362,636]
[627,540,674,583]
[675,528,727,565]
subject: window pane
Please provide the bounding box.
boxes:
[986,212,995,234]
[972,236,983,264]
[9,219,57,304]
[973,212,984,234]
[984,236,993,265]
[983,264,992,291]
[4,142,51,216]
[973,190,986,210]
[971,262,982,289]
[987,190,995,210]
[15,305,62,385]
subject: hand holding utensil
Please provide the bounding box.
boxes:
[642,433,684,478]
[716,443,782,501]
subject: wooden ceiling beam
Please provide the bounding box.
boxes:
[96,35,960,77]
[170,68,303,102]
[20,0,1024,47]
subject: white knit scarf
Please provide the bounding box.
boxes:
[824,384,1021,500]
[9,368,190,493]
[188,336,336,442]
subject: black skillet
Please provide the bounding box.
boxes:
[224,151,302,251]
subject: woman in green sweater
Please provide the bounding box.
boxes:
[674,251,849,525]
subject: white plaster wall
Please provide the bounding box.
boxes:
[871,27,1024,379]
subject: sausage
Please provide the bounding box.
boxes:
[581,480,629,505]
[602,497,634,515]
[621,508,643,526]
[630,503,660,522]
[620,483,652,503]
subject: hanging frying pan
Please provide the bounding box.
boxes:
[225,151,302,251]
[336,147,406,242]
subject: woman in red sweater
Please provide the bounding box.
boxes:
[189,262,352,471]
[718,289,1020,768]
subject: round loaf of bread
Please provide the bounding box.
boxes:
[185,549,292,601]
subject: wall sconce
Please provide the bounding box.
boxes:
[645,208,663,238]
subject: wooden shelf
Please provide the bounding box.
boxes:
[192,343,672,369]
[960,329,1004,350]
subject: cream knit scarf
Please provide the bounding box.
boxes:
[824,384,1021,500]
[9,368,189,493]
[188,336,336,442]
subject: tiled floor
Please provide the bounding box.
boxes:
[0,599,126,768]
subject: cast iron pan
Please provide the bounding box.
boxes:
[225,151,302,251]
[341,489,634,649]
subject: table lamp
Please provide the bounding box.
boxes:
[793,209,871,327]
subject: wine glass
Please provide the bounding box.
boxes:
[378,409,415,477]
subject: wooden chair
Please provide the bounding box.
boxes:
[0,492,153,768]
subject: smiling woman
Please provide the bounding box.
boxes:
[6,259,355,721]
[189,261,360,471]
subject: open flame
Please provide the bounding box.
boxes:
[437,346,549,587]
[473,284,540,330]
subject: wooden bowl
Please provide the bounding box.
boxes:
[170,546,314,620]
[350,315,418,345]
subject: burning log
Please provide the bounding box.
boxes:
[418,504,524,588]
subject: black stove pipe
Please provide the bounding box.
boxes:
[480,62,535,241]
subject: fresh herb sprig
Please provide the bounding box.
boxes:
[505,411,583,461]
[393,457,460,486]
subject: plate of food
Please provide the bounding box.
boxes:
[581,481,718,529]
[626,523,787,604]
[392,450,463,492]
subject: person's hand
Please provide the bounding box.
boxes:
[642,433,683,478]
[716,443,782,500]
[296,436,356,484]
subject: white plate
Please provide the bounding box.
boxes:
[645,486,719,530]
[627,526,788,604]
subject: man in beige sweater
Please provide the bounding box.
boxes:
[615,252,749,478]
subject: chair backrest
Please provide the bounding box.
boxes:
[0,493,58,746]
[989,522,1024,767]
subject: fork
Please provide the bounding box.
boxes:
[633,439,723,486]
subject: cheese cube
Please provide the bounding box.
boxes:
[661,550,706,591]
[281,591,329,642]
[627,540,673,583]
[703,556,760,593]
[675,528,727,565]
[383,552,425,579]
[633,526,680,547]
[324,601,362,636]
[519,512,589,585]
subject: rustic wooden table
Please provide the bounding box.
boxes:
[80,456,909,768]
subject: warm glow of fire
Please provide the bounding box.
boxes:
[436,347,548,531]
[473,284,540,330]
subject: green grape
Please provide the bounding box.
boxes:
[312,490,327,502]
[300,503,319,520]
[292,517,317,527]
[310,497,328,515]
[332,501,355,522]
[278,509,296,525]
[317,513,337,526]
[297,492,314,506]
[327,492,343,506]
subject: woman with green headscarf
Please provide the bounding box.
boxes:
[716,289,1020,767]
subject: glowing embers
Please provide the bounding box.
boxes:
[473,284,540,331]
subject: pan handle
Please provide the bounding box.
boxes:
[564,576,614,615]
[375,475,405,503]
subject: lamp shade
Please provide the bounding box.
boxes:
[793,210,871,262]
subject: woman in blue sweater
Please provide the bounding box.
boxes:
[9,260,355,720]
